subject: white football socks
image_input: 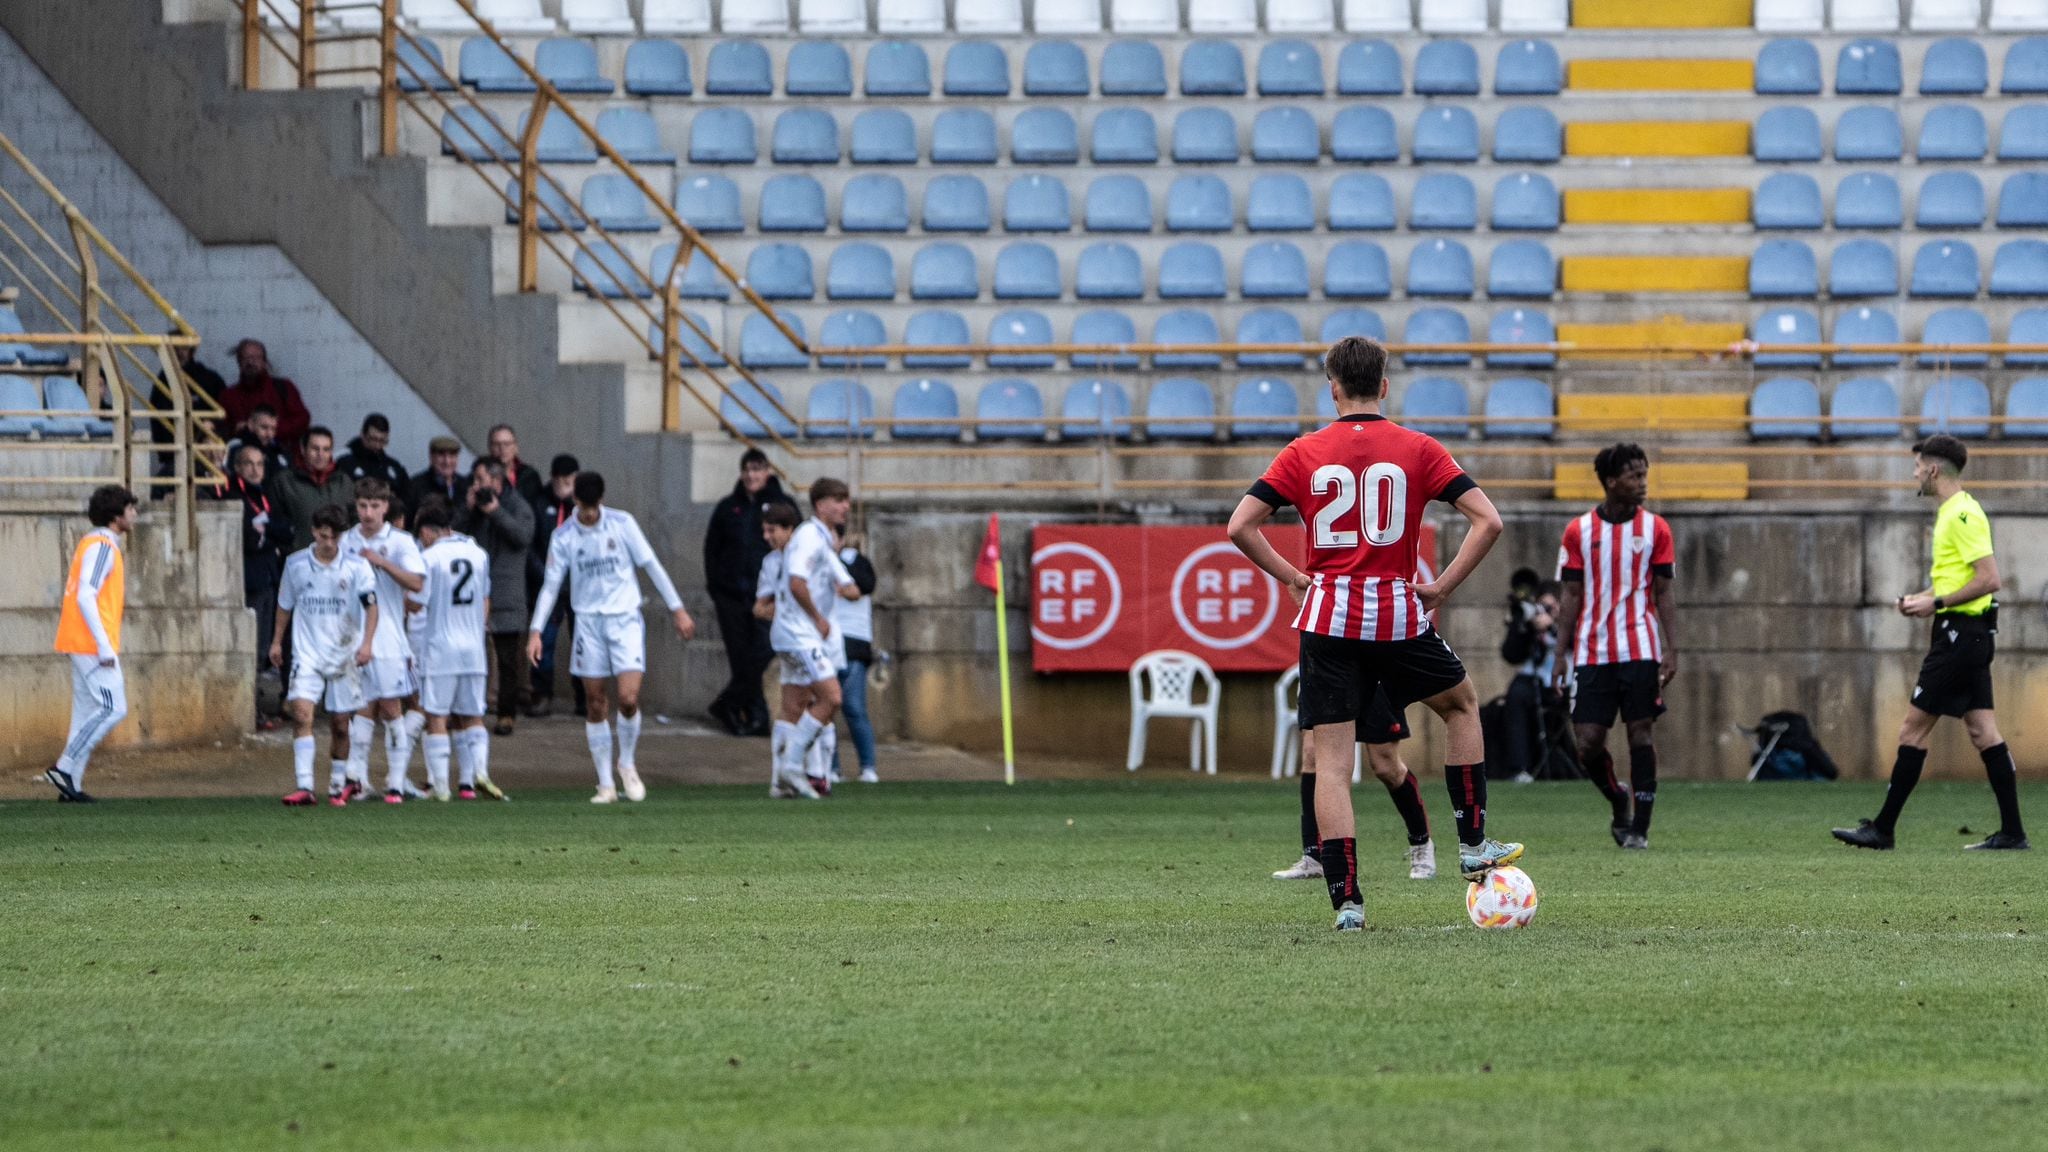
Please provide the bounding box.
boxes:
[347,715,375,785]
[385,720,417,793]
[403,709,427,771]
[789,712,825,771]
[330,758,349,792]
[586,720,614,791]
[462,727,490,785]
[616,711,643,768]
[293,736,317,791]
[424,733,452,794]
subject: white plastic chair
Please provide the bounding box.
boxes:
[1992,0,2048,28]
[799,0,869,31]
[1832,0,1902,28]
[644,0,714,32]
[1268,0,1336,28]
[878,0,948,31]
[1343,0,1412,27]
[1113,0,1182,30]
[722,0,792,32]
[1272,667,1363,782]
[1035,0,1105,32]
[1189,0,1258,30]
[1499,0,1568,30]
[1417,0,1487,30]
[1755,0,1825,28]
[1127,650,1221,776]
[958,0,1026,30]
[563,0,638,33]
[1911,0,1983,26]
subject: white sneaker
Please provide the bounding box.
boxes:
[1272,853,1324,880]
[590,787,618,805]
[858,768,879,784]
[827,768,843,785]
[1407,839,1437,881]
[618,763,647,802]
[778,762,820,800]
[432,784,452,802]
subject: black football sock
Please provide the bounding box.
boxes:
[1446,763,1486,846]
[1980,743,2026,837]
[1299,772,1320,856]
[1319,837,1360,910]
[1383,770,1431,845]
[1585,746,1630,825]
[1628,745,1658,836]
[1873,745,1927,835]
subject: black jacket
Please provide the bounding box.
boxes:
[530,485,574,603]
[407,468,470,517]
[337,437,411,496]
[153,356,227,445]
[206,473,293,595]
[703,476,797,602]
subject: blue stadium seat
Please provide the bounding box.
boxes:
[1258,40,1324,95]
[850,109,918,163]
[624,41,690,96]
[1091,108,1159,163]
[1755,38,1821,95]
[1754,172,1823,229]
[1173,108,1240,163]
[738,310,809,369]
[1329,173,1396,231]
[1072,309,1141,369]
[1248,174,1314,231]
[1158,241,1228,298]
[1336,39,1402,95]
[1755,107,1823,162]
[721,377,797,439]
[1997,171,2048,227]
[758,174,827,231]
[910,243,978,299]
[459,38,533,92]
[1401,377,1469,438]
[1492,172,1560,230]
[1998,105,2048,159]
[2003,37,2048,94]
[1166,175,1232,231]
[1921,377,1992,437]
[506,176,584,231]
[1752,241,1821,297]
[1493,107,1562,163]
[1062,378,1134,438]
[1831,377,1901,438]
[1403,307,1471,365]
[1753,307,1822,367]
[1488,241,1556,298]
[1832,305,1900,366]
[923,174,991,232]
[689,108,756,163]
[785,41,853,96]
[745,243,815,298]
[1099,40,1167,95]
[977,378,1047,440]
[1005,174,1072,232]
[1146,377,1218,440]
[892,377,962,439]
[904,310,971,367]
[826,243,896,300]
[1154,309,1222,367]
[932,109,998,163]
[1918,104,1988,161]
[865,40,933,96]
[1075,242,1143,299]
[817,310,886,368]
[0,374,43,436]
[1751,377,1823,439]
[1331,107,1399,162]
[1830,239,1898,297]
[1181,41,1248,95]
[1920,307,1992,367]
[1921,171,1987,228]
[581,174,659,231]
[396,36,455,93]
[1413,106,1480,162]
[1085,176,1152,231]
[806,379,876,440]
[1414,41,1480,95]
[1410,173,1477,229]
[1487,306,1555,368]
[1232,378,1302,438]
[596,108,673,164]
[993,241,1060,299]
[706,40,773,95]
[1920,38,1989,95]
[1243,241,1310,298]
[573,240,652,298]
[1835,105,1903,161]
[1835,39,1902,95]
[1012,108,1079,163]
[771,108,839,164]
[1237,309,1306,367]
[2006,375,2048,435]
[842,174,909,232]
[1991,239,2048,294]
[1252,107,1321,162]
[1320,308,1386,343]
[988,309,1056,368]
[661,244,730,299]
[1024,40,1090,95]
[1495,39,1562,95]
[0,308,63,367]
[944,41,1011,96]
[1835,172,1903,229]
[521,108,595,163]
[1485,377,1554,438]
[1911,240,1980,297]
[2010,308,2048,366]
[1323,241,1392,298]
[537,38,613,93]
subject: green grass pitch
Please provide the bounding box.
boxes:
[2,779,2042,1151]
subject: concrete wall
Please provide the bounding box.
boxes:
[0,504,252,770]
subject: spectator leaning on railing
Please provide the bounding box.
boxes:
[220,339,310,449]
[266,425,355,549]
[458,458,535,737]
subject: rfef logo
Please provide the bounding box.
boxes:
[1169,542,1281,650]
[1029,541,1122,650]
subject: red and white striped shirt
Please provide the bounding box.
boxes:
[1556,508,1675,666]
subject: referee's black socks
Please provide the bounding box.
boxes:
[1628,745,1658,836]
[1982,743,2026,837]
[1874,745,1927,835]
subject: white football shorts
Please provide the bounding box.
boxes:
[419,673,487,718]
[288,660,368,715]
[571,612,646,679]
[359,656,415,701]
[777,644,837,687]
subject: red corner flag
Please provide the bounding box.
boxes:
[974,514,1002,591]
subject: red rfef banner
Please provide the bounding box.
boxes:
[1029,524,1438,673]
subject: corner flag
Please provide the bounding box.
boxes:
[976,515,1016,785]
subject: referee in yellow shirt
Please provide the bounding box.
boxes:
[1834,435,2028,851]
[48,486,138,803]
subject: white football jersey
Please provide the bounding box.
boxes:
[419,533,491,677]
[340,522,426,662]
[771,519,853,652]
[280,550,377,676]
[530,506,683,624]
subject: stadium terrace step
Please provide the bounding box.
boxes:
[1554,461,1750,500]
[1561,255,1750,293]
[1566,59,1754,91]
[1556,317,1746,358]
[1558,392,1751,432]
[1564,120,1751,158]
[1562,188,1751,225]
[1572,0,1752,28]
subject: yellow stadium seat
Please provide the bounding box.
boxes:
[1572,0,1750,27]
[1565,121,1751,157]
[1556,317,1745,360]
[1563,188,1752,225]
[1557,393,1750,432]
[1561,257,1750,294]
[1555,462,1749,501]
[1567,59,1754,91]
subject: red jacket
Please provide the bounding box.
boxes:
[222,373,311,448]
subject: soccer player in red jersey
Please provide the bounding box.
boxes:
[1230,337,1522,931]
[1550,444,1680,850]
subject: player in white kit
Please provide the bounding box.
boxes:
[338,478,428,804]
[526,471,695,804]
[411,502,504,801]
[274,504,379,806]
[764,479,862,800]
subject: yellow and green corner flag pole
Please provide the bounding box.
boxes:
[975,514,1016,786]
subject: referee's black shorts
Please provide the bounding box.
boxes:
[1911,611,1997,718]
[1298,629,1466,734]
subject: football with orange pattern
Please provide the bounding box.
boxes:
[1465,865,1539,929]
